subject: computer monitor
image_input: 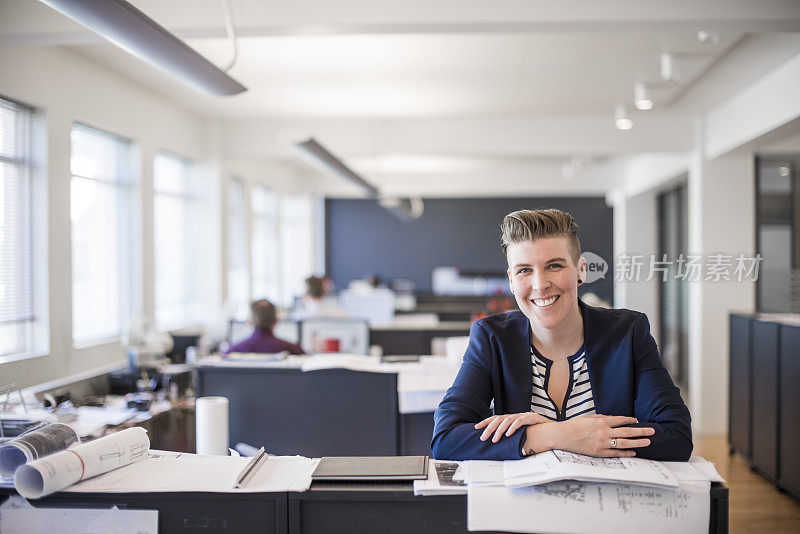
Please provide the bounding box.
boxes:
[273,320,300,344]
[338,288,395,326]
[299,318,370,355]
[227,319,251,344]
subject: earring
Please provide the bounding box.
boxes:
[578,279,583,285]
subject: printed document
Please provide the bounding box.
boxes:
[468,481,709,534]
[503,450,678,488]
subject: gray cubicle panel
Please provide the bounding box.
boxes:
[196,366,399,457]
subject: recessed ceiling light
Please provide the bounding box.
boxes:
[698,31,720,44]
[614,105,633,130]
[779,166,790,177]
[634,83,654,110]
[660,53,678,82]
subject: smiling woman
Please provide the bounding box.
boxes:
[431,208,693,462]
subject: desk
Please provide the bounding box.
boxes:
[370,321,471,355]
[0,481,729,534]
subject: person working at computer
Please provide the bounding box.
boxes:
[226,299,304,355]
[432,209,692,462]
[293,275,347,320]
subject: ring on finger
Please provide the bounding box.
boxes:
[610,438,617,448]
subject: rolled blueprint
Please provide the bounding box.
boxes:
[0,422,79,479]
[14,427,149,499]
[195,396,229,455]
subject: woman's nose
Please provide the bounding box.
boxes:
[531,270,551,291]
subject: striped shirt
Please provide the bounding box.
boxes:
[530,344,596,421]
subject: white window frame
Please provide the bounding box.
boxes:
[70,123,135,347]
[153,150,200,331]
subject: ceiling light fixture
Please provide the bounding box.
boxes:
[614,105,633,130]
[660,52,678,82]
[294,137,423,221]
[38,0,247,96]
[697,31,720,45]
[634,83,654,110]
[294,137,380,197]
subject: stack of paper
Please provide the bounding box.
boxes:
[414,451,725,534]
[65,451,320,494]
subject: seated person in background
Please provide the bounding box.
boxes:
[293,275,347,320]
[431,208,692,462]
[226,299,304,355]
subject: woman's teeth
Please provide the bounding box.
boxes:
[533,296,559,307]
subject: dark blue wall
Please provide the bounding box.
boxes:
[325,197,613,301]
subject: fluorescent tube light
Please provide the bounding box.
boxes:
[39,0,246,96]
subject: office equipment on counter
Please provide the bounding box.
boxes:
[300,318,370,355]
[195,396,229,455]
[312,456,428,482]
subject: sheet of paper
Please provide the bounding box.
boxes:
[503,450,679,488]
[413,459,467,495]
[64,454,319,493]
[0,494,157,534]
[468,481,709,534]
[688,457,725,483]
[462,460,505,485]
[14,427,150,499]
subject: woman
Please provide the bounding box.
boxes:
[431,209,692,461]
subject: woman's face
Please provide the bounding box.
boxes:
[506,236,587,331]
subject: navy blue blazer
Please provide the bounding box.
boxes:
[431,301,692,461]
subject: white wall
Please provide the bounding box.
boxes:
[0,45,213,389]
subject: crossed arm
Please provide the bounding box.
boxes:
[431,315,692,461]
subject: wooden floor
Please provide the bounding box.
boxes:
[693,435,800,533]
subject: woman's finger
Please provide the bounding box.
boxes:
[506,413,548,436]
[493,416,517,442]
[604,416,640,428]
[610,438,651,449]
[611,426,655,438]
[474,416,498,429]
[480,416,505,441]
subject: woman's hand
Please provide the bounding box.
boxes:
[475,412,551,443]
[548,414,655,457]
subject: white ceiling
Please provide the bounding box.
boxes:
[2,0,800,196]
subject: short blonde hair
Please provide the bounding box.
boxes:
[500,208,581,262]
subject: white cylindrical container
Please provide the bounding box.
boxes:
[195,396,229,455]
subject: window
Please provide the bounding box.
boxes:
[657,182,688,388]
[251,186,279,302]
[756,156,800,313]
[71,124,134,344]
[0,97,35,358]
[227,178,248,313]
[279,194,315,306]
[154,151,199,330]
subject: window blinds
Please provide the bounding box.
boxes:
[251,185,279,302]
[0,97,34,357]
[154,151,198,330]
[70,123,133,344]
[227,177,248,311]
